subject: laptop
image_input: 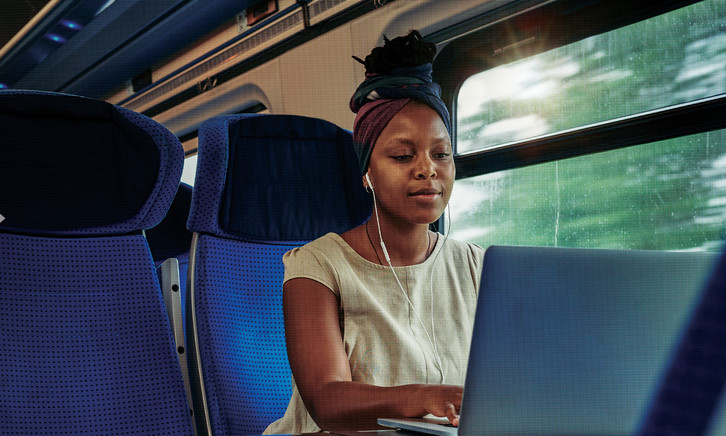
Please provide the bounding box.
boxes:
[379,245,720,435]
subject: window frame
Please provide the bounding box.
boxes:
[430,0,726,179]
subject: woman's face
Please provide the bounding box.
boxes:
[365,101,455,226]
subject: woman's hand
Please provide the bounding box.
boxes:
[418,384,463,426]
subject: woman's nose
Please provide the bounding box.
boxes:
[415,156,437,179]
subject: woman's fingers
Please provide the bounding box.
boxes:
[444,401,460,426]
[422,384,462,425]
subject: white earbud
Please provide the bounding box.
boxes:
[365,172,374,192]
[367,172,390,263]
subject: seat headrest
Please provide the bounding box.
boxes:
[146,182,193,263]
[0,90,184,235]
[187,114,371,242]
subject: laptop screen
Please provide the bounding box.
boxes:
[459,245,722,435]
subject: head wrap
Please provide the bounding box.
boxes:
[349,63,451,174]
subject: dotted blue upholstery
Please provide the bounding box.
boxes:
[0,90,183,235]
[148,182,194,264]
[193,235,296,435]
[188,113,371,241]
[0,234,192,435]
[187,114,371,435]
[0,91,193,435]
[148,182,194,323]
[186,114,262,240]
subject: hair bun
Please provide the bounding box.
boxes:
[355,30,436,75]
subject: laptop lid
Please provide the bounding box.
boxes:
[457,245,718,436]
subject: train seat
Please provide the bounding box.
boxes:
[147,181,193,332]
[186,113,371,435]
[146,180,195,413]
[147,181,194,274]
[0,90,194,435]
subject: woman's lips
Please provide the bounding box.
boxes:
[409,188,441,202]
[409,188,440,196]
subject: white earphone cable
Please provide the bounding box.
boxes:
[368,177,447,383]
[427,204,450,384]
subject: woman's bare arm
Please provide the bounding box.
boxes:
[283,277,462,431]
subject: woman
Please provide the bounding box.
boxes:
[264,30,484,434]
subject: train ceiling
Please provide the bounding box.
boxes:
[0,0,262,98]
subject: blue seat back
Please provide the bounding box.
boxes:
[147,181,194,320]
[186,113,371,435]
[148,182,194,264]
[0,90,193,435]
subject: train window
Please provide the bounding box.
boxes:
[182,154,197,186]
[449,128,726,251]
[180,135,199,186]
[456,0,726,154]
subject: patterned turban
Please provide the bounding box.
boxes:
[349,63,451,174]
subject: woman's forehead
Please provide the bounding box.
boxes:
[376,106,450,146]
[378,134,450,149]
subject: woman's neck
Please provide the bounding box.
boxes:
[366,215,434,267]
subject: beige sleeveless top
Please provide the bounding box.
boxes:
[264,233,484,434]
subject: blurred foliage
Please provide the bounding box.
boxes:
[453,0,726,251]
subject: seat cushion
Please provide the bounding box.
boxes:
[193,234,294,434]
[0,233,193,435]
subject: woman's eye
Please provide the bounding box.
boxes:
[435,152,451,159]
[392,155,413,161]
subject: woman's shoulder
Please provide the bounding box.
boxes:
[301,232,346,251]
[440,235,486,260]
[284,233,346,261]
[281,233,350,292]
